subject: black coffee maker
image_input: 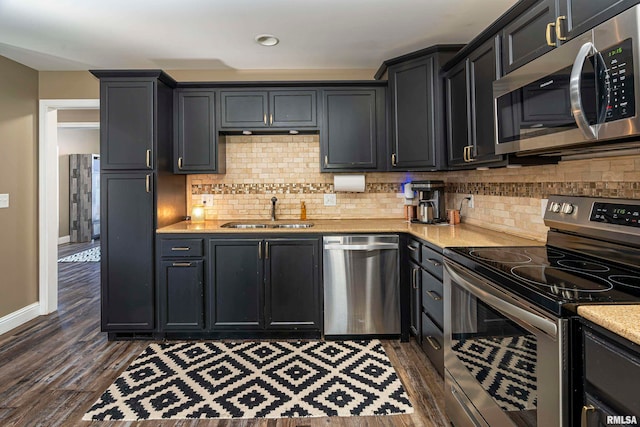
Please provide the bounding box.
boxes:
[410,180,446,223]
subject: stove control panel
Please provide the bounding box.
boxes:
[590,202,640,228]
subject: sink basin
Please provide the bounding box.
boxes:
[221,222,314,229]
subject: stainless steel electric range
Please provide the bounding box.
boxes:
[443,195,640,427]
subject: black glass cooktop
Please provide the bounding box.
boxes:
[445,246,640,316]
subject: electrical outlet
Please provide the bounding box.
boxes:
[467,195,474,209]
[0,193,8,208]
[202,195,214,206]
[324,194,337,206]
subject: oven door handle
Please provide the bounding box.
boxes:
[570,41,598,140]
[445,260,558,337]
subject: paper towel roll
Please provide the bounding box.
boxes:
[334,174,365,192]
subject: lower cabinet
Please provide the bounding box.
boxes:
[404,236,445,376]
[156,234,321,336]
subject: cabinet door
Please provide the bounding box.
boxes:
[159,260,204,330]
[209,239,263,329]
[175,90,218,173]
[409,261,422,340]
[101,80,154,170]
[502,0,557,75]
[469,37,503,164]
[101,173,154,331]
[264,238,321,330]
[269,90,317,127]
[220,91,268,128]
[559,0,635,42]
[321,89,383,171]
[389,57,437,169]
[446,61,470,167]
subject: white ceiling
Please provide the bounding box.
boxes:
[0,0,519,72]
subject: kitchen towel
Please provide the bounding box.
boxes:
[334,174,365,192]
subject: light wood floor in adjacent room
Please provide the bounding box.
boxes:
[0,242,449,427]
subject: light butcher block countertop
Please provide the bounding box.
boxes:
[578,305,640,345]
[157,219,541,249]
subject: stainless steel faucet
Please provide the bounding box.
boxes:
[270,197,278,221]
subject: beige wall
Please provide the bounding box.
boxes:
[57,128,100,237]
[0,56,39,318]
[39,71,99,99]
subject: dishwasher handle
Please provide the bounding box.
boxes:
[323,243,399,251]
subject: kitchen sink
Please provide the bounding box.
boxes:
[221,222,314,229]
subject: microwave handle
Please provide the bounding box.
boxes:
[570,42,598,140]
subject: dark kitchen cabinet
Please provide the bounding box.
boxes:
[387,48,459,171]
[92,70,185,338]
[321,88,386,171]
[446,37,502,168]
[100,79,154,170]
[101,172,155,330]
[265,238,321,330]
[501,0,636,75]
[209,239,263,329]
[159,260,205,330]
[209,236,321,332]
[409,260,422,340]
[502,0,557,75]
[174,89,224,174]
[219,89,317,129]
[580,321,640,426]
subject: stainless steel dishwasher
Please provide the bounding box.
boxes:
[323,235,400,336]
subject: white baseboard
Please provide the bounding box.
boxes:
[0,303,41,336]
[58,235,71,245]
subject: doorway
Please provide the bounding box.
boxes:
[39,99,99,315]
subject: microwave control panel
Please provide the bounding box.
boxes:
[603,38,635,122]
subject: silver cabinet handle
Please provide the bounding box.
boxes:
[425,336,441,351]
[172,262,192,267]
[412,268,418,289]
[178,157,183,169]
[265,241,270,259]
[556,16,567,41]
[545,22,557,47]
[146,149,152,168]
[324,155,328,168]
[145,174,151,193]
[581,405,595,427]
[263,113,267,125]
[407,245,419,252]
[171,247,190,251]
[269,114,273,125]
[570,42,599,140]
[258,241,262,259]
[391,153,397,166]
[426,258,442,267]
[426,290,442,301]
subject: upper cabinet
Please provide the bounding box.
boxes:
[386,47,459,171]
[219,89,317,130]
[502,0,637,75]
[100,79,155,170]
[174,89,225,174]
[320,87,387,171]
[446,37,503,168]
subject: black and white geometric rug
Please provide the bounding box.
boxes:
[83,340,413,421]
[58,246,100,263]
[451,334,537,412]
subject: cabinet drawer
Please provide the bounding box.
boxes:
[160,239,203,257]
[421,313,444,377]
[584,328,640,415]
[421,244,443,280]
[421,269,443,329]
[406,239,421,263]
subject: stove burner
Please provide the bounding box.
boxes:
[610,275,640,287]
[510,265,614,293]
[469,249,532,264]
[556,260,610,273]
[542,248,565,259]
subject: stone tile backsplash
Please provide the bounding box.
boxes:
[188,134,640,242]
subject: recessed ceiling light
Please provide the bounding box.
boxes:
[255,34,279,46]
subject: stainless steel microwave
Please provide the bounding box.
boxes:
[494,4,640,156]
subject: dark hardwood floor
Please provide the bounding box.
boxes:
[0,244,449,426]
